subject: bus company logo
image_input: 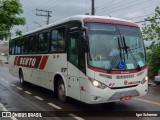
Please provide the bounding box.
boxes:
[124,80,128,85]
[124,80,141,85]
[14,56,48,69]
[128,81,141,85]
[17,56,41,68]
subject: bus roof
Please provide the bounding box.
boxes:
[12,15,138,39]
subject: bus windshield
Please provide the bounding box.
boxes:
[86,23,146,70]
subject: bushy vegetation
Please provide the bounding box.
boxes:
[142,6,160,78]
[0,0,25,39]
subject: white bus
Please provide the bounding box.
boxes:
[9,15,148,104]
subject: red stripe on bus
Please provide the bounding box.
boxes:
[83,18,138,27]
[38,56,49,70]
[14,56,19,65]
[87,65,147,74]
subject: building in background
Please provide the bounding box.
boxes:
[0,40,9,64]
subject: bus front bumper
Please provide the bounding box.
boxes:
[82,81,148,104]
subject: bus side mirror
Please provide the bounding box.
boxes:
[82,28,89,52]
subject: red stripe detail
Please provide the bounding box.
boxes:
[83,18,138,27]
[38,56,49,70]
[87,65,147,74]
[14,56,19,65]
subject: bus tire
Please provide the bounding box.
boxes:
[57,78,67,102]
[19,70,25,85]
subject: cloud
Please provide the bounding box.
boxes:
[11,0,159,36]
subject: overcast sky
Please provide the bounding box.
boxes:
[12,0,160,35]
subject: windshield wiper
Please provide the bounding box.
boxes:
[108,37,122,72]
[118,36,123,61]
[122,36,141,70]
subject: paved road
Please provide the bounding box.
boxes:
[0,65,160,120]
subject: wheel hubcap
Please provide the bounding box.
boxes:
[58,84,65,99]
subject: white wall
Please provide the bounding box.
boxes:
[0,55,8,64]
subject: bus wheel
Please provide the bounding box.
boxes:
[57,79,67,102]
[19,70,25,85]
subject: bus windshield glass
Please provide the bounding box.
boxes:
[85,23,146,70]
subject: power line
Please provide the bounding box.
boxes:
[129,12,155,20]
[96,0,140,15]
[124,2,160,20]
[135,17,160,23]
[102,0,114,10]
[36,8,52,25]
[45,0,68,10]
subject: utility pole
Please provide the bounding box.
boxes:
[91,0,95,15]
[36,9,52,25]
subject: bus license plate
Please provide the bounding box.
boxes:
[120,96,132,101]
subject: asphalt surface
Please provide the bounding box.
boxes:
[0,64,160,120]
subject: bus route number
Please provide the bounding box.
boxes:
[61,67,67,72]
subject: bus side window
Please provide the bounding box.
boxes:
[9,40,15,55]
[15,39,21,54]
[68,32,80,67]
[28,35,37,53]
[51,30,58,52]
[38,32,49,52]
[51,27,65,52]
[57,27,65,51]
[22,37,28,54]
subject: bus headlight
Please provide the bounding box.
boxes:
[93,80,99,86]
[145,76,148,81]
[141,76,148,84]
[88,78,107,89]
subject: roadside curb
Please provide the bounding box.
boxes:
[148,82,156,86]
[0,64,9,68]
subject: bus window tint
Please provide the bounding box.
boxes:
[57,28,65,51]
[9,40,15,55]
[28,35,37,53]
[68,32,80,67]
[21,37,28,54]
[51,27,65,52]
[15,39,21,54]
[38,32,49,52]
[51,30,58,52]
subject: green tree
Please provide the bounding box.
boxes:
[0,0,26,40]
[142,6,160,78]
[146,43,160,77]
[142,6,160,41]
[15,29,22,36]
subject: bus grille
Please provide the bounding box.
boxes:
[108,90,139,101]
[99,73,112,79]
[116,74,134,79]
[110,85,138,89]
[137,71,144,77]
